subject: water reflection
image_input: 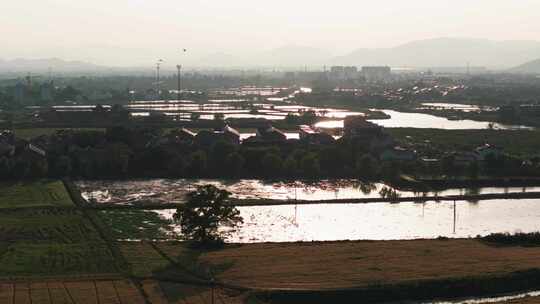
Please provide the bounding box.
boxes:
[315,109,533,130]
[428,290,540,304]
[419,102,497,112]
[376,110,532,130]
[77,179,540,205]
[152,199,540,243]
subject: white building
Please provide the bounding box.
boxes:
[361,66,392,82]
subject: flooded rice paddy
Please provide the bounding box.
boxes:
[153,198,540,243]
[80,179,540,243]
[76,179,540,205]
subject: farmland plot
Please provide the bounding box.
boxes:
[119,242,171,277]
[0,181,73,209]
[0,181,121,278]
[119,242,207,282]
[0,242,119,276]
[0,209,102,243]
[0,279,145,304]
[98,210,177,241]
[157,281,247,304]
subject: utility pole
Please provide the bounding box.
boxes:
[176,65,182,101]
[156,59,163,99]
[453,200,457,234]
[211,281,215,304]
[209,275,215,304]
[178,48,187,101]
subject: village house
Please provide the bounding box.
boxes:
[343,115,395,152]
[244,125,289,146]
[39,105,130,124]
[475,144,503,161]
[343,115,383,139]
[26,143,47,158]
[0,131,15,158]
[222,125,241,145]
[299,125,335,145]
[194,125,241,147]
[380,146,417,161]
[445,144,503,167]
[168,128,196,145]
[256,126,287,142]
[450,152,480,166]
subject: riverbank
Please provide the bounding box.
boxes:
[387,128,540,158]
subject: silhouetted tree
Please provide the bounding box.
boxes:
[261,152,283,177]
[174,185,243,244]
[283,156,298,178]
[356,154,378,179]
[225,152,245,177]
[187,150,207,176]
[52,155,72,177]
[300,153,320,178]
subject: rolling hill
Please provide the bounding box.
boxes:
[510,58,540,74]
[331,38,540,68]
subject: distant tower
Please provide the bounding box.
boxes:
[25,73,32,87]
[14,81,26,104]
[176,64,182,101]
[155,59,163,99]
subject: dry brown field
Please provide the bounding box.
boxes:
[155,239,540,290]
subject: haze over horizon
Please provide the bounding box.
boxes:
[3,0,540,68]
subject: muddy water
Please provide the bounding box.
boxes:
[76,179,540,205]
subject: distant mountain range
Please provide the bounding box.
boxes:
[193,38,540,69]
[331,38,540,69]
[2,38,540,72]
[509,58,540,74]
[0,58,105,73]
[193,46,333,68]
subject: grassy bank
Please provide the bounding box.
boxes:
[387,128,540,158]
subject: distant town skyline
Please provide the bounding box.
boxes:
[2,0,540,67]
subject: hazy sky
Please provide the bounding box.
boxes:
[2,0,540,66]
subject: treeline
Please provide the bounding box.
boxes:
[0,127,403,180]
[482,232,540,247]
[1,127,539,181]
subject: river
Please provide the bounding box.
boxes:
[29,100,534,130]
[315,110,533,130]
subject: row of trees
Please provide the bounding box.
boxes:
[0,127,535,181]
